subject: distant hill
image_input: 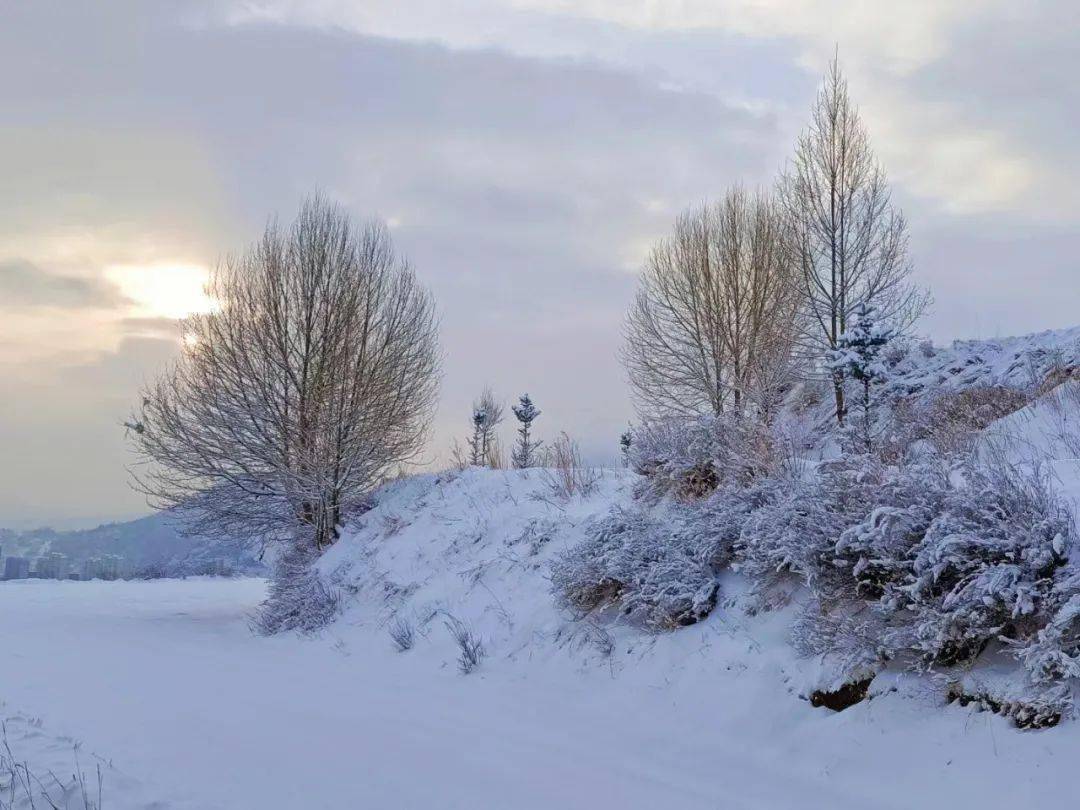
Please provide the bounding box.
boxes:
[0,512,266,579]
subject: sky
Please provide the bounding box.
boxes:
[1,0,1078,528]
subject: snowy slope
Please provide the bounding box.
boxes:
[980,379,1080,518]
[886,325,1080,397]
[318,468,637,668]
[4,467,1080,808]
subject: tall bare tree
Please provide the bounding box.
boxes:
[622,187,801,418]
[781,55,928,423]
[127,196,440,550]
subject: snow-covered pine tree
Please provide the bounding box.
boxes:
[511,393,542,468]
[827,304,895,452]
[620,427,632,467]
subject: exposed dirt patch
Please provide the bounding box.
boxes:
[810,676,874,712]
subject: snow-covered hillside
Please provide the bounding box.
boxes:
[5,461,1080,808]
[318,469,635,668]
[885,325,1080,398]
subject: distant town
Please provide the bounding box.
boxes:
[1,548,125,581]
[0,546,239,582]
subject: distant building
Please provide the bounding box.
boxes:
[82,554,122,581]
[101,554,122,580]
[35,552,67,580]
[4,556,30,580]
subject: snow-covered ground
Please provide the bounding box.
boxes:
[4,468,1080,809]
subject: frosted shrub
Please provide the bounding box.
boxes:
[945,680,1070,730]
[629,414,775,502]
[897,462,1071,667]
[252,544,342,635]
[1013,561,1080,687]
[765,456,1074,674]
[791,603,889,682]
[687,481,777,570]
[551,505,721,629]
[831,459,950,602]
[737,455,884,595]
[1013,586,1080,684]
[551,507,655,614]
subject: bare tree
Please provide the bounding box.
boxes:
[622,187,801,418]
[127,195,440,551]
[781,55,929,423]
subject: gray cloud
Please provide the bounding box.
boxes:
[1,1,1078,525]
[0,260,130,310]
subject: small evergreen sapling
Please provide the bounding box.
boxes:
[827,304,895,452]
[467,387,505,466]
[511,393,542,468]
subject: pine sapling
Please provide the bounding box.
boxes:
[827,304,895,453]
[511,393,542,468]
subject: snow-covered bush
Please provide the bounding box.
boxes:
[791,601,890,679]
[896,462,1071,667]
[946,679,1071,730]
[252,545,342,635]
[629,414,776,502]
[830,459,950,602]
[772,459,950,676]
[737,455,884,596]
[551,504,721,629]
[759,455,1074,673]
[1013,585,1080,684]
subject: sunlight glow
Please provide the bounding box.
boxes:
[106,263,216,319]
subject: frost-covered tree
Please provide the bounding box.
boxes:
[781,55,928,424]
[467,387,504,467]
[510,393,542,468]
[827,304,895,452]
[127,195,439,551]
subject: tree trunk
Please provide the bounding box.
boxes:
[832,370,846,426]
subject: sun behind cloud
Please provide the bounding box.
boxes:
[105,263,216,320]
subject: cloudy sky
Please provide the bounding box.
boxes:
[2,1,1078,527]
